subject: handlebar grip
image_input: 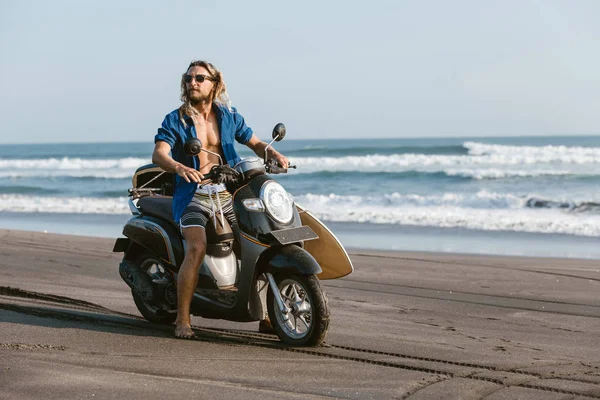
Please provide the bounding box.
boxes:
[202,170,217,182]
[200,164,242,185]
[268,165,287,174]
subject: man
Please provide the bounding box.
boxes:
[152,60,289,339]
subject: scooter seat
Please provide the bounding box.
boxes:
[137,196,177,229]
[136,195,235,245]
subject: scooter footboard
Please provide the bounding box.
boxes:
[257,245,322,276]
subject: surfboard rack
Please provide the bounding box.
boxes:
[130,164,174,198]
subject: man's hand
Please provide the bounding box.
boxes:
[153,141,204,183]
[175,164,204,183]
[269,148,290,169]
[245,134,290,168]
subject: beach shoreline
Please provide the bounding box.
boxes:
[2,211,600,260]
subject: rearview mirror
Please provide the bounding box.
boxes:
[184,138,203,156]
[272,123,286,141]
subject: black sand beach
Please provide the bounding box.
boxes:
[1,229,599,399]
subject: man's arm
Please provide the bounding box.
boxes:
[245,134,290,168]
[152,141,204,183]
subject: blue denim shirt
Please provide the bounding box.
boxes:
[154,104,253,223]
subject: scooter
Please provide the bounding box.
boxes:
[113,124,331,346]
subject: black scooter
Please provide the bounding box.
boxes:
[113,124,329,346]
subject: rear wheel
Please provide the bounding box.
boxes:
[128,252,177,325]
[267,274,329,346]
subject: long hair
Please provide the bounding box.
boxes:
[178,60,232,126]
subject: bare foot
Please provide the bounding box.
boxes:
[174,323,196,339]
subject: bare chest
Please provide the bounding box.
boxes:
[194,114,221,152]
[193,113,223,170]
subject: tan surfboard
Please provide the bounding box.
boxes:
[296,205,354,280]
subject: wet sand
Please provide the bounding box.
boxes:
[1,229,599,399]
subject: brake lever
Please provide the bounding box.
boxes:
[266,160,284,174]
[267,159,296,174]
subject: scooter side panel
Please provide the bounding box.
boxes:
[122,216,184,268]
[189,233,268,322]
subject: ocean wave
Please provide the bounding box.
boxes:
[0,195,130,214]
[296,191,522,210]
[278,170,471,182]
[99,189,130,197]
[288,168,584,180]
[0,157,149,170]
[0,185,62,195]
[1,165,591,181]
[465,141,600,162]
[443,168,575,180]
[6,191,593,213]
[2,192,600,236]
[0,151,152,160]
[295,193,600,237]
[2,165,593,181]
[3,144,600,180]
[296,191,600,212]
[285,144,468,157]
[286,141,600,171]
[285,151,600,177]
[0,171,134,179]
[292,145,329,152]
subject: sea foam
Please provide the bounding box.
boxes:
[2,192,600,237]
[0,194,130,214]
[295,193,600,237]
[3,142,600,180]
[0,157,148,170]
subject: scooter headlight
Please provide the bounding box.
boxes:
[260,181,294,224]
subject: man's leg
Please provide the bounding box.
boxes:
[174,226,207,339]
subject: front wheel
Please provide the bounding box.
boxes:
[267,274,329,346]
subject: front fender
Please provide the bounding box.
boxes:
[257,245,322,276]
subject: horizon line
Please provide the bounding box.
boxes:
[2,133,600,146]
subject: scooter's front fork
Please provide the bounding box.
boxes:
[265,272,290,322]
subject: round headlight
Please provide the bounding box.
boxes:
[260,181,294,224]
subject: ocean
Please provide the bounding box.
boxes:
[1,136,600,259]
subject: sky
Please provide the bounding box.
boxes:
[0,0,599,144]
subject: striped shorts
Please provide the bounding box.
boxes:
[180,184,236,231]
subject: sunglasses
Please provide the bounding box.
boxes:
[183,74,215,84]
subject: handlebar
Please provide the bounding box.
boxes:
[199,159,297,186]
[266,159,296,174]
[201,169,218,182]
[199,164,242,187]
